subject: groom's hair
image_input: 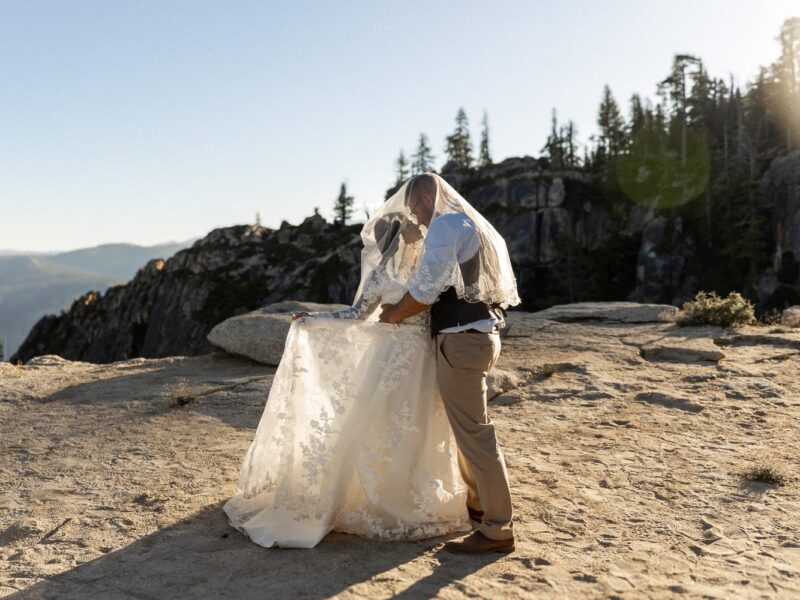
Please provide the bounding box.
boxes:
[405,173,437,204]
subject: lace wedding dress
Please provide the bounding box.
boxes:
[222,275,471,548]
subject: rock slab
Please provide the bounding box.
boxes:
[640,338,726,363]
[531,302,679,323]
[207,302,348,365]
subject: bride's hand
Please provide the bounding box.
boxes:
[292,311,311,321]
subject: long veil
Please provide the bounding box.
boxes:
[352,172,520,320]
[403,173,521,308]
[353,179,425,320]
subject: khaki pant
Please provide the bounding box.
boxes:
[435,331,514,540]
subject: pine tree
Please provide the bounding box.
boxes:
[597,85,626,159]
[542,108,565,169]
[333,182,354,225]
[629,93,646,135]
[444,107,474,168]
[657,54,703,168]
[411,133,435,174]
[395,150,410,184]
[562,120,579,168]
[478,110,492,167]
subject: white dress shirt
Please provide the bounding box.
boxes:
[407,213,503,333]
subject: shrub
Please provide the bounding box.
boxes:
[677,291,756,327]
[739,461,791,486]
[759,308,783,326]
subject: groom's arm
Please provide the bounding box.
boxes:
[380,214,464,324]
[379,291,429,324]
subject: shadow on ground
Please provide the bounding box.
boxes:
[12,501,502,599]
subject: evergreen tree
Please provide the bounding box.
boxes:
[597,85,626,160]
[333,182,354,225]
[562,120,579,168]
[411,133,435,174]
[542,108,565,169]
[657,54,703,168]
[543,111,580,169]
[395,150,410,184]
[444,107,474,168]
[478,110,492,167]
[629,93,646,136]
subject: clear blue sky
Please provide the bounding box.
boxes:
[1,0,796,253]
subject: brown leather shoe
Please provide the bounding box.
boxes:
[444,530,515,554]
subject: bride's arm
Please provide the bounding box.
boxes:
[302,268,384,320]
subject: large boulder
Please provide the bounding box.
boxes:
[531,302,678,323]
[782,306,800,327]
[207,302,348,365]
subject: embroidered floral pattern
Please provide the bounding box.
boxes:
[223,312,470,547]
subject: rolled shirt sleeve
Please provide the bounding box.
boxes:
[407,214,477,304]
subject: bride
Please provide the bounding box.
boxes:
[222,177,472,548]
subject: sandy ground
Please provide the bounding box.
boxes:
[1,315,799,599]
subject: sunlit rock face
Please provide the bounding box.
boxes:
[759,151,800,312]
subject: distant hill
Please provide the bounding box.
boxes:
[46,240,200,280]
[0,239,197,360]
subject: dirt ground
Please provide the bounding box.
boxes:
[1,315,799,599]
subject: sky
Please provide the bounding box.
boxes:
[1,0,797,253]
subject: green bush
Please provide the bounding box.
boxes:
[677,291,756,327]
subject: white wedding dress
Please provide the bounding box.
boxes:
[222,275,471,548]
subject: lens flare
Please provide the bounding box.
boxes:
[615,127,711,209]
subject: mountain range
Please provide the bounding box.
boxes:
[0,240,198,359]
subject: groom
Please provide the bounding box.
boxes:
[379,173,515,554]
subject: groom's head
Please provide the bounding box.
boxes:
[405,173,436,227]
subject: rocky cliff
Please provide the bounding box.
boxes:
[10,218,363,364]
[434,151,800,312]
[434,158,646,308]
[11,152,799,364]
[758,151,800,310]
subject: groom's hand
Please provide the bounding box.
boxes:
[380,293,429,323]
[379,303,398,323]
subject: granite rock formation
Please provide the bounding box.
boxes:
[11,153,800,364]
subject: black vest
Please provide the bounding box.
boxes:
[430,287,505,337]
[429,248,505,337]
